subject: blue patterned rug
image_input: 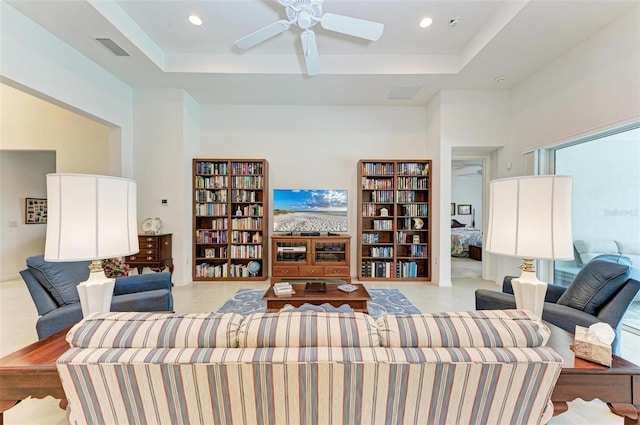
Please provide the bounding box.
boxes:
[216,288,421,318]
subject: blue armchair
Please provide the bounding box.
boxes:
[475,254,640,354]
[21,255,173,339]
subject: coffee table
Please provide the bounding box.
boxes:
[0,327,70,424]
[262,282,371,313]
[545,322,640,423]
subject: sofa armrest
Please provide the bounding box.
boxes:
[502,276,566,302]
[20,268,58,316]
[545,283,567,302]
[114,272,172,295]
[597,278,640,330]
[36,303,83,339]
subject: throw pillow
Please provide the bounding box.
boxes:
[557,258,631,315]
[26,255,90,306]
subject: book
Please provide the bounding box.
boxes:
[273,282,295,297]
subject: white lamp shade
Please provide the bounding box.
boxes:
[45,174,139,261]
[485,175,574,261]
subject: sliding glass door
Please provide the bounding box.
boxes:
[550,126,640,332]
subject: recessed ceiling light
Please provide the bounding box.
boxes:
[188,15,203,26]
[419,17,433,28]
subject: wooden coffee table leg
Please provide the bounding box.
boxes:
[608,403,640,425]
[553,402,569,416]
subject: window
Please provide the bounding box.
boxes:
[549,125,640,332]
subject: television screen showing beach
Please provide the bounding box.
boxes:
[273,189,348,232]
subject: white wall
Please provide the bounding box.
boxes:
[198,105,430,282]
[0,83,113,279]
[2,1,639,289]
[437,90,511,285]
[0,151,55,279]
[133,89,201,283]
[510,8,640,152]
[451,174,482,228]
[500,7,640,283]
[0,2,134,175]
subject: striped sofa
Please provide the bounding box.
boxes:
[57,310,562,425]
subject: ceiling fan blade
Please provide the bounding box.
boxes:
[301,30,320,76]
[321,13,384,41]
[235,20,291,50]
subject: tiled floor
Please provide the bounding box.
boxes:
[1,260,638,424]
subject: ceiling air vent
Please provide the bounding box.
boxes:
[95,38,129,57]
[387,87,420,100]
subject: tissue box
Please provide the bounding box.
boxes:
[573,325,612,367]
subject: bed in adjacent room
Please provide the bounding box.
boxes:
[451,227,483,257]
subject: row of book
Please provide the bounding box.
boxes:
[362,177,393,189]
[195,262,263,278]
[195,161,228,175]
[195,162,265,176]
[196,230,227,244]
[370,246,393,258]
[361,260,422,278]
[195,203,228,217]
[402,204,428,216]
[229,244,262,259]
[231,231,262,243]
[361,162,394,176]
[397,176,429,190]
[195,175,228,189]
[231,176,264,189]
[230,162,264,175]
[195,189,228,202]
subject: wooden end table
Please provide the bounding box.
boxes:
[545,322,640,424]
[0,328,70,424]
[262,283,371,313]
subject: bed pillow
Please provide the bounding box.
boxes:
[26,255,90,306]
[557,258,631,315]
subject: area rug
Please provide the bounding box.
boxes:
[216,288,421,319]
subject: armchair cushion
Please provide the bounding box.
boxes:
[26,255,89,306]
[556,258,631,315]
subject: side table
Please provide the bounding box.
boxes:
[0,328,70,424]
[545,322,640,423]
[126,233,174,275]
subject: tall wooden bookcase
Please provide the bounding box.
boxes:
[193,159,268,280]
[358,159,432,281]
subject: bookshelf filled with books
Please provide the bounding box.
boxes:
[358,159,431,281]
[193,158,268,280]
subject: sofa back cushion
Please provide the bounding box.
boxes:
[66,312,244,348]
[376,310,550,348]
[615,240,640,267]
[238,311,380,347]
[574,239,619,266]
[557,257,631,315]
[26,255,90,306]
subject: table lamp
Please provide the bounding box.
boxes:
[44,174,139,317]
[485,175,574,318]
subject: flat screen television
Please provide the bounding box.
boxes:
[273,189,348,233]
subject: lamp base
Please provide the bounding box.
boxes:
[511,269,547,319]
[77,260,115,317]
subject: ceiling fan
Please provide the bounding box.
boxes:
[235,0,384,76]
[457,168,483,177]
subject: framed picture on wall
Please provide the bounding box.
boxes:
[25,198,47,224]
[457,204,471,215]
[451,203,455,215]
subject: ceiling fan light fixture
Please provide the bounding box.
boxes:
[419,17,433,28]
[188,15,203,26]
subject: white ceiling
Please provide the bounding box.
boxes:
[7,0,638,106]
